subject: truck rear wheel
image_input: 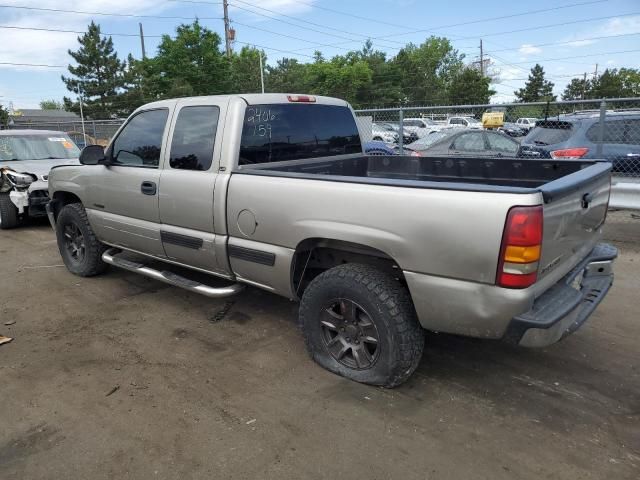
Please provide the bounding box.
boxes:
[299,264,425,387]
[55,203,108,277]
[0,193,19,230]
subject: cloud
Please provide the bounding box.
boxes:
[518,44,542,56]
[564,14,640,48]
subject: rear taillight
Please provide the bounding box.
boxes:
[550,147,589,159]
[497,205,543,289]
[287,95,316,103]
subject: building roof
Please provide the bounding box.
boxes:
[11,109,79,119]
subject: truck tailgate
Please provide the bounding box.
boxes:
[536,162,611,288]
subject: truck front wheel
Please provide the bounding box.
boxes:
[55,203,108,277]
[0,193,19,229]
[299,264,425,387]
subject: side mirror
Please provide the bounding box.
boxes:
[79,144,107,165]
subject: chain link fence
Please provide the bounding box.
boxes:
[7,119,124,148]
[355,97,640,179]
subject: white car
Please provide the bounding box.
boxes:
[516,118,538,131]
[402,118,441,138]
[372,122,399,143]
[0,130,80,229]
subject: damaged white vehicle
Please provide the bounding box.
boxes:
[0,130,80,229]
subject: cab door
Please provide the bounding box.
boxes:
[89,108,171,257]
[158,98,229,274]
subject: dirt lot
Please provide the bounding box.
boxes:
[1,212,638,480]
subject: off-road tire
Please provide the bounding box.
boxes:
[56,203,108,277]
[0,193,19,229]
[299,264,425,388]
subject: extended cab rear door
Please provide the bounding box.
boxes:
[158,96,231,274]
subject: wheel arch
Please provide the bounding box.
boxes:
[50,191,83,222]
[291,237,404,299]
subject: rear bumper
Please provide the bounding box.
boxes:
[503,243,617,347]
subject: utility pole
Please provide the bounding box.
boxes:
[223,0,231,58]
[582,72,587,100]
[594,63,598,78]
[259,52,265,94]
[139,23,146,59]
[479,39,484,76]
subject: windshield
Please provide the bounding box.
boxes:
[466,118,481,125]
[526,121,575,146]
[0,134,80,161]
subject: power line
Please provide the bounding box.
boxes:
[0,24,164,38]
[230,20,360,52]
[0,61,66,68]
[288,1,613,52]
[227,0,408,49]
[368,0,609,41]
[0,4,221,20]
[486,32,640,54]
[501,49,640,66]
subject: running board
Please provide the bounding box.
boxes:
[102,248,244,298]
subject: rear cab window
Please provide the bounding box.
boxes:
[526,120,575,146]
[239,104,362,166]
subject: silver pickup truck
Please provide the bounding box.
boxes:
[47,94,617,387]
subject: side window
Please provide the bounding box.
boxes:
[452,132,485,151]
[586,119,627,143]
[450,118,460,125]
[170,106,220,171]
[625,119,640,143]
[487,133,518,154]
[111,109,168,167]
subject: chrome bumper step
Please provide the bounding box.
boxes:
[102,248,244,298]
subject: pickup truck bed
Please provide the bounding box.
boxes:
[238,154,603,190]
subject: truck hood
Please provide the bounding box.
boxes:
[0,158,79,180]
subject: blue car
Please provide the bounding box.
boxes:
[363,140,398,156]
[519,110,640,174]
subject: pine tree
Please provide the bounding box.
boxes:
[514,64,556,102]
[62,21,128,118]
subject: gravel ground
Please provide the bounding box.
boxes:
[0,212,638,480]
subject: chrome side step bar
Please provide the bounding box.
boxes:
[102,248,244,298]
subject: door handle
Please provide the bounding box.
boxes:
[141,181,157,195]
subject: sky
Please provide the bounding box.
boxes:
[0,0,639,109]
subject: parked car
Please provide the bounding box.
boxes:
[0,130,80,229]
[47,94,616,387]
[497,122,528,137]
[379,122,418,144]
[402,118,440,138]
[363,140,397,156]
[516,118,539,132]
[429,116,483,133]
[406,128,520,157]
[519,111,640,174]
[371,122,399,143]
